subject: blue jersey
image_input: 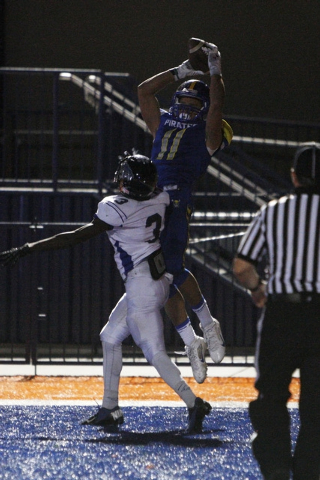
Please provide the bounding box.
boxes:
[151,110,211,190]
[151,109,232,276]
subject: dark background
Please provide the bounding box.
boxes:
[1,0,320,122]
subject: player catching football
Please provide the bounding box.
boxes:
[138,39,233,383]
[0,152,212,433]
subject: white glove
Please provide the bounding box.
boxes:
[207,49,221,76]
[200,42,221,76]
[170,60,204,81]
[201,42,219,56]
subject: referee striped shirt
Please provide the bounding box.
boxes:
[237,189,320,294]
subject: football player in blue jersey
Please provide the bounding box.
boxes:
[0,153,212,433]
[138,42,233,383]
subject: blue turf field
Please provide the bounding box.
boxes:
[0,405,299,479]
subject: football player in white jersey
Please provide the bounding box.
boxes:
[0,152,212,433]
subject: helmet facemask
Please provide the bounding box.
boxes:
[170,100,203,121]
[169,80,210,122]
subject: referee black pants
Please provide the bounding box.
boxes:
[249,299,320,480]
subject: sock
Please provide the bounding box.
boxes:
[175,381,196,408]
[102,390,118,410]
[175,317,197,346]
[191,296,215,329]
[101,341,122,409]
[152,351,196,408]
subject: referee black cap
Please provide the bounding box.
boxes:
[293,142,320,184]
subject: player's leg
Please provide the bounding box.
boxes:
[176,269,225,364]
[100,294,130,409]
[162,190,224,368]
[81,293,130,427]
[166,284,207,384]
[161,195,207,382]
[160,191,197,341]
[125,263,211,432]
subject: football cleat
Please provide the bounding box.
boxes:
[81,406,124,427]
[185,336,208,384]
[202,320,225,363]
[188,397,212,433]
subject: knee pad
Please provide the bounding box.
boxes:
[100,321,126,345]
[100,327,111,343]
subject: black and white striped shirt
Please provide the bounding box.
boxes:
[237,188,320,294]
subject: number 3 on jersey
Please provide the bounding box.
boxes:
[146,213,162,243]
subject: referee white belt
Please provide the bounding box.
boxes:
[268,293,320,303]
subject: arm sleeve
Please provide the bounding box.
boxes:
[236,207,267,263]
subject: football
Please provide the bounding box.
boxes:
[188,37,211,74]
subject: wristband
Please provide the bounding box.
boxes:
[209,64,221,76]
[208,51,221,76]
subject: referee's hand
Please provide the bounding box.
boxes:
[251,283,267,308]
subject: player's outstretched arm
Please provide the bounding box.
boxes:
[205,49,226,154]
[138,59,204,138]
[0,216,110,267]
[138,70,174,138]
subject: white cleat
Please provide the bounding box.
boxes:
[185,336,207,384]
[202,320,225,363]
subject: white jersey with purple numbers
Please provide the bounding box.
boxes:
[95,191,170,280]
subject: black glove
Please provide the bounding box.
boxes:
[0,244,31,266]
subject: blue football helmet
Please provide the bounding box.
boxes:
[114,152,158,201]
[170,79,210,122]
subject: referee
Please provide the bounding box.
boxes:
[233,142,320,480]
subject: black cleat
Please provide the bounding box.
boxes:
[81,406,124,427]
[188,397,212,433]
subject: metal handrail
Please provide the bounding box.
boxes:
[207,163,267,207]
[58,71,320,149]
[59,72,149,133]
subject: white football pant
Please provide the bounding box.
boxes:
[99,260,196,409]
